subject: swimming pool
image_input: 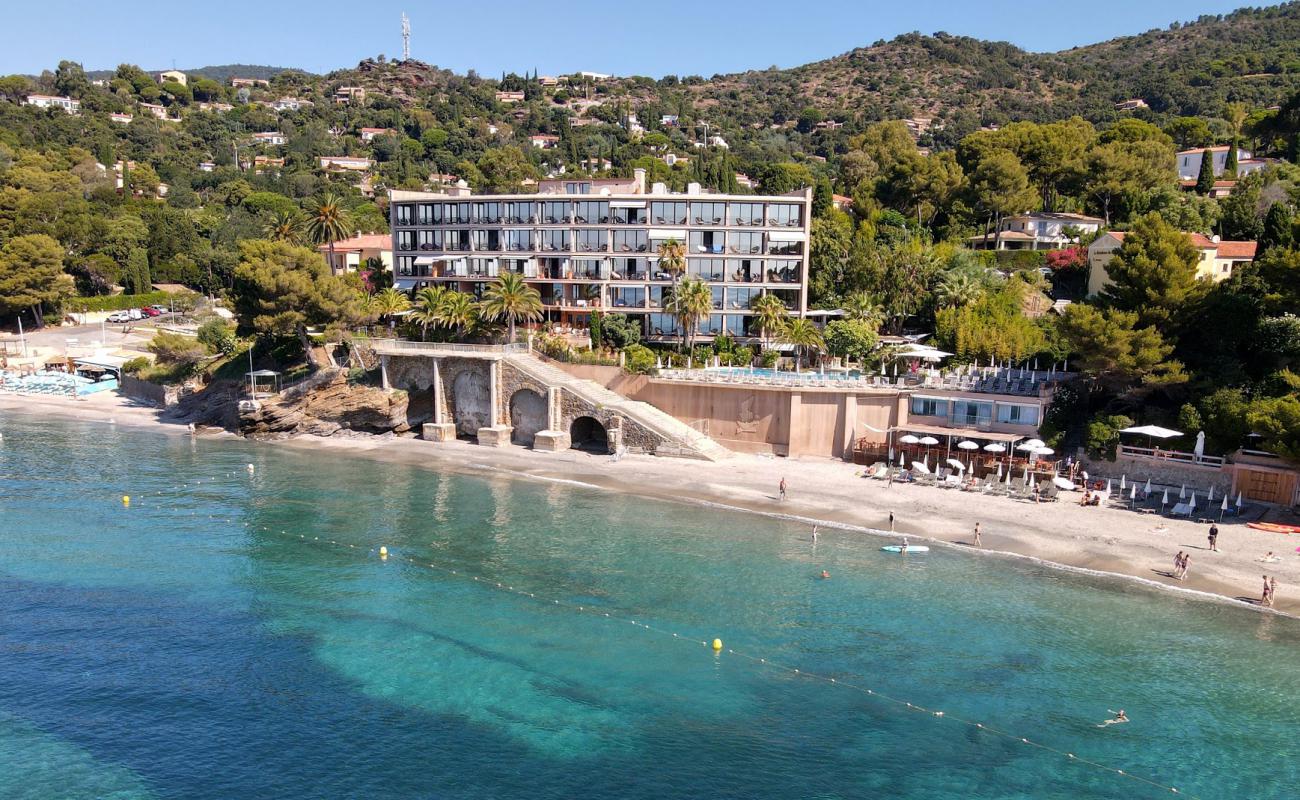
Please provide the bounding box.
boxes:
[702,366,868,381]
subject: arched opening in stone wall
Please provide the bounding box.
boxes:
[509,389,547,446]
[570,416,609,453]
[403,382,434,430]
[451,369,491,437]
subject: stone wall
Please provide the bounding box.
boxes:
[1080,454,1231,495]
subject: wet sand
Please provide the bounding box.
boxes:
[3,391,1297,617]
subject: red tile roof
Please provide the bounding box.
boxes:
[318,233,391,252]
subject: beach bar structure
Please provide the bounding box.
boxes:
[246,369,282,398]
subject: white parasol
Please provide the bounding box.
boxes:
[1052,476,1075,490]
[983,443,1006,453]
[957,440,979,450]
[919,436,940,446]
[912,460,931,474]
[946,458,966,472]
[899,434,920,444]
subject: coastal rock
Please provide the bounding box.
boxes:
[239,372,420,439]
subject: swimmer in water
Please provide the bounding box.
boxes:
[812,525,819,543]
[900,537,909,554]
[1097,709,1128,727]
[819,570,830,579]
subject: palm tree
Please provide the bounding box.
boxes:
[481,272,543,342]
[263,209,304,244]
[781,318,825,371]
[750,293,789,350]
[656,237,686,288]
[665,277,713,357]
[841,291,884,328]
[304,193,352,270]
[934,270,984,309]
[409,287,447,340]
[435,290,478,339]
[370,287,410,325]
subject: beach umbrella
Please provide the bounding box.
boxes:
[1034,446,1054,456]
[957,440,979,451]
[946,458,966,472]
[912,460,931,475]
[888,446,895,462]
[1025,438,1045,448]
[1179,484,1186,500]
[1207,485,1215,503]
[1004,467,1013,486]
[996,464,1003,479]
[923,454,929,472]
[1161,489,1169,513]
[1129,484,1137,509]
[1220,495,1229,521]
[1120,475,1127,491]
[1236,492,1243,509]
[983,443,1006,453]
[899,434,920,444]
[1144,478,1152,495]
[1194,431,1206,461]
[1106,478,1112,495]
[1052,476,1075,490]
[1189,492,1197,512]
[919,436,939,446]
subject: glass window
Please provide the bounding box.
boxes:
[502,201,534,224]
[540,229,569,252]
[613,229,648,253]
[575,228,607,252]
[768,203,803,227]
[723,315,746,336]
[504,229,532,252]
[647,313,681,336]
[473,202,501,224]
[395,204,413,226]
[396,255,414,276]
[574,200,610,224]
[612,205,647,225]
[650,201,686,225]
[573,259,604,279]
[910,397,949,417]
[471,229,501,251]
[729,259,761,282]
[996,403,1040,426]
[951,400,993,426]
[768,288,798,310]
[415,203,434,225]
[565,181,592,194]
[542,201,570,224]
[766,260,800,283]
[726,286,760,310]
[699,314,724,335]
[396,230,416,250]
[447,230,470,251]
[730,202,763,226]
[649,285,668,307]
[729,231,762,254]
[710,286,724,310]
[610,286,645,309]
[468,258,499,277]
[613,257,646,280]
[688,258,724,281]
[767,238,803,256]
[689,230,726,255]
[417,230,441,250]
[691,202,726,225]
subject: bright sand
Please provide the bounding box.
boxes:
[3,390,1296,616]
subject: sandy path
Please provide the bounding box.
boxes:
[3,391,1297,617]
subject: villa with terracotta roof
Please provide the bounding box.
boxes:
[359,127,397,142]
[1176,146,1271,180]
[1086,230,1257,296]
[318,232,392,277]
[968,212,1104,250]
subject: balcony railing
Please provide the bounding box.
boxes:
[1119,444,1225,468]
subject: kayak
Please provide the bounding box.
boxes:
[1247,522,1300,535]
[881,545,930,553]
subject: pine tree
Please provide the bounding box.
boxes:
[1195,147,1216,195]
[1224,141,1239,179]
[813,177,833,217]
[125,248,151,295]
[1258,202,1294,256]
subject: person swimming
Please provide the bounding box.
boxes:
[900,537,909,554]
[819,570,830,579]
[1097,709,1128,727]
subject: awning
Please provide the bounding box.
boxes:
[648,228,686,240]
[888,423,1023,443]
[75,355,129,370]
[610,200,646,209]
[766,230,807,243]
[413,256,438,266]
[1120,425,1182,439]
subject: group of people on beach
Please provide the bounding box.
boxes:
[1172,551,1191,581]
[1261,575,1279,607]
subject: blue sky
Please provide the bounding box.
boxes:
[2,0,1261,77]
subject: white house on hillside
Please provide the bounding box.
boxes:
[1087,231,1257,296]
[25,94,80,113]
[1176,146,1269,180]
[968,212,1103,250]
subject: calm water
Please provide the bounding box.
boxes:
[1,414,1298,799]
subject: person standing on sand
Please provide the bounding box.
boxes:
[779,477,787,502]
[1173,551,1185,579]
[1208,523,1219,552]
[1270,577,1278,607]
[1179,553,1190,581]
[1261,575,1272,606]
[889,511,895,532]
[973,522,982,547]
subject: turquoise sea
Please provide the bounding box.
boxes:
[1,413,1298,799]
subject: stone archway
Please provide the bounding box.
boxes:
[509,389,547,446]
[570,416,609,453]
[451,368,491,437]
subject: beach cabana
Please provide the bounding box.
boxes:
[246,369,282,398]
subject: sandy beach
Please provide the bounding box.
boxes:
[3,390,1298,617]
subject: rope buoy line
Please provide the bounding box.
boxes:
[122,471,1197,799]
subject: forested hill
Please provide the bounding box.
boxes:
[83,65,301,82]
[681,3,1300,137]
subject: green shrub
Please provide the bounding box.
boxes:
[759,348,780,368]
[147,331,208,375]
[121,356,151,375]
[690,345,714,365]
[196,318,236,356]
[1085,413,1134,461]
[622,343,656,374]
[65,290,185,313]
[731,345,754,367]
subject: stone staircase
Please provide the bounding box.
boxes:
[504,353,730,461]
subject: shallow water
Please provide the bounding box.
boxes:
[0,414,1297,799]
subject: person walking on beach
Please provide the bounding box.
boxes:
[1179,552,1190,581]
[1270,577,1278,607]
[1261,575,1272,606]
[779,477,787,502]
[1173,551,1185,579]
[973,522,982,547]
[1208,523,1219,552]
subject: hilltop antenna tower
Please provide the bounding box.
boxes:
[401,13,410,61]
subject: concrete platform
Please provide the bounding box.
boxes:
[476,425,514,447]
[532,430,571,452]
[421,422,457,442]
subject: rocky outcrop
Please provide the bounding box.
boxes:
[239,372,419,439]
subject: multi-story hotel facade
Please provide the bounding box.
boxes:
[389,170,811,341]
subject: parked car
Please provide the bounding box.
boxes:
[107,311,131,323]
[149,304,169,313]
[140,307,162,317]
[127,308,144,321]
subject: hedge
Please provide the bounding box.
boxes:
[65,291,192,313]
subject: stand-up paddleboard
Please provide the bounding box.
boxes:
[1248,522,1300,535]
[881,545,930,553]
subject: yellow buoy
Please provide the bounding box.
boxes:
[712,638,723,651]
[122,495,130,507]
[379,546,389,560]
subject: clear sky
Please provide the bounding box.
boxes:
[1,0,1263,78]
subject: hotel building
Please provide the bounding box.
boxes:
[388,170,812,341]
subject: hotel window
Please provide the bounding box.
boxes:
[731,259,761,282]
[768,288,799,310]
[575,229,607,252]
[574,200,610,224]
[951,400,993,426]
[689,230,725,254]
[610,286,645,308]
[996,404,1039,426]
[395,204,413,226]
[647,313,681,336]
[699,314,724,335]
[730,202,764,226]
[415,203,435,225]
[691,202,726,225]
[688,258,724,281]
[418,230,442,250]
[613,257,646,280]
[502,201,535,223]
[767,237,803,257]
[726,286,760,310]
[447,230,470,251]
[444,202,470,224]
[468,258,499,277]
[396,255,414,276]
[565,182,592,194]
[396,230,416,251]
[540,229,569,252]
[474,202,501,224]
[649,285,668,307]
[729,231,762,254]
[723,315,747,336]
[542,201,570,224]
[504,229,532,251]
[471,229,501,251]
[766,261,800,283]
[650,201,687,225]
[911,397,948,417]
[613,230,648,253]
[573,259,605,279]
[768,203,802,227]
[611,205,647,225]
[710,285,724,310]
